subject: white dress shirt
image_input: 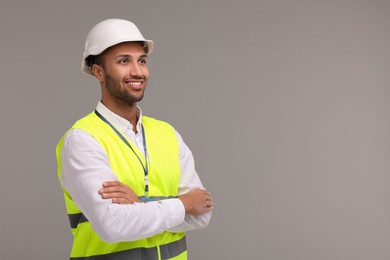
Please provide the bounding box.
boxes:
[59,102,211,243]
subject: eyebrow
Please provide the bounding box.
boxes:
[115,54,148,59]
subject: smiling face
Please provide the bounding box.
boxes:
[92,41,149,109]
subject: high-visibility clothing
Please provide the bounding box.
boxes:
[56,112,186,259]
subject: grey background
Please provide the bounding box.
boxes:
[1,0,390,259]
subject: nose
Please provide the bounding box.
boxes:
[130,62,142,77]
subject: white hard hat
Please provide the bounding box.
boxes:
[81,18,154,76]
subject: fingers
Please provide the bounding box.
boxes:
[179,189,214,215]
[100,190,140,204]
[99,181,141,204]
[205,191,214,211]
[205,192,212,201]
[99,181,134,195]
[202,190,212,201]
[102,181,122,188]
[99,185,128,195]
[111,198,133,204]
[198,189,214,211]
[100,191,128,199]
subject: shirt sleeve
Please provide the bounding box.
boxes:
[59,129,185,243]
[167,130,212,233]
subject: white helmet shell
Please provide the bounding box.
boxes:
[81,19,154,76]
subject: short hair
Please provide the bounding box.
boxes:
[86,54,105,69]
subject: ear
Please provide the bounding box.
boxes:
[91,64,105,82]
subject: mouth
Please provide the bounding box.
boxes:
[124,79,145,90]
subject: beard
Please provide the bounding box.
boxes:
[104,71,145,105]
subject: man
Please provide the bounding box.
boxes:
[56,19,213,260]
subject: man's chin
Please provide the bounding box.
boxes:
[123,94,144,105]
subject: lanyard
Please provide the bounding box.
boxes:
[95,110,149,195]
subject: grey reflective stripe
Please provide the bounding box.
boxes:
[68,197,176,228]
[70,246,157,260]
[160,236,187,259]
[69,236,187,260]
[68,213,88,229]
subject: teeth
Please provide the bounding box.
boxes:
[128,82,142,86]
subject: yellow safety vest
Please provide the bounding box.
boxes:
[56,111,187,260]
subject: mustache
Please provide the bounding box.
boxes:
[124,76,146,81]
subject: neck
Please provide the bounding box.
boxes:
[101,99,139,132]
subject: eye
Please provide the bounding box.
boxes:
[119,58,129,64]
[139,58,147,64]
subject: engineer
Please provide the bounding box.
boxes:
[56,18,213,260]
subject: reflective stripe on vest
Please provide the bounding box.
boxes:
[69,236,187,260]
[68,213,88,229]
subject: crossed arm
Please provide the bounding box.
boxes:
[61,128,213,242]
[99,181,214,215]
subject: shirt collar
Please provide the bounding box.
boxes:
[96,101,143,133]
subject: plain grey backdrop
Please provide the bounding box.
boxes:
[1,0,390,259]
